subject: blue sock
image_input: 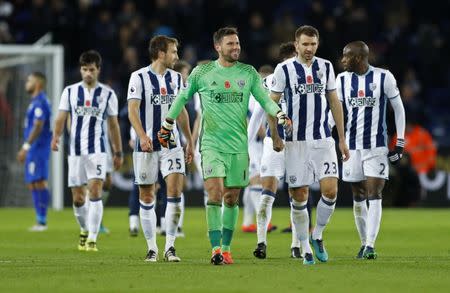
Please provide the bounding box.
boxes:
[37,188,50,225]
[31,190,40,223]
[129,183,140,216]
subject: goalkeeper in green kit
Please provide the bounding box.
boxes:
[158,27,292,265]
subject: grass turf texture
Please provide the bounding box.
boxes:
[0,208,449,293]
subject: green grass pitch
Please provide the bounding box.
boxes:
[0,207,449,292]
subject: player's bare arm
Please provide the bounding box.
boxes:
[128,99,152,152]
[17,119,44,163]
[107,115,123,170]
[51,110,68,151]
[176,107,194,164]
[327,89,350,161]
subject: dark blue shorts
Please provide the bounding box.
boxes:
[25,152,49,184]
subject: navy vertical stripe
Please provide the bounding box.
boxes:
[75,86,84,155]
[100,91,112,153]
[148,71,161,150]
[312,60,322,139]
[376,73,386,147]
[137,73,146,152]
[88,87,102,154]
[349,74,359,150]
[67,88,72,155]
[293,61,306,140]
[363,71,374,149]
[341,76,348,134]
[164,72,176,150]
[325,62,330,84]
[282,65,293,141]
[177,73,181,92]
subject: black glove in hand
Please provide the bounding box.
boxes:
[388,138,405,165]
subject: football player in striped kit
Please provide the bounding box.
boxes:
[337,41,406,259]
[127,35,194,262]
[52,50,123,252]
[268,25,350,265]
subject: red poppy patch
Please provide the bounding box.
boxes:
[161,87,167,95]
[306,75,313,84]
[85,100,91,107]
[225,81,231,89]
[358,90,365,97]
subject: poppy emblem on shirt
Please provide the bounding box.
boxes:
[224,81,231,89]
[306,75,313,84]
[161,87,167,95]
[85,100,91,107]
[358,90,365,97]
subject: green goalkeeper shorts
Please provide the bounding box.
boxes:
[201,150,249,188]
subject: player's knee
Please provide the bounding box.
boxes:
[322,187,338,199]
[166,185,182,197]
[368,193,382,200]
[223,196,238,206]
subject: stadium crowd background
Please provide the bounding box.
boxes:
[0,0,449,206]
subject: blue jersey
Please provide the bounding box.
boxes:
[24,91,52,156]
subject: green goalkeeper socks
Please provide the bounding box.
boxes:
[206,202,222,249]
[222,203,239,252]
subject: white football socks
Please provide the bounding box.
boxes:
[256,189,275,244]
[73,202,88,232]
[353,199,368,246]
[312,195,336,240]
[140,200,158,253]
[367,198,382,248]
[165,197,182,252]
[242,187,255,226]
[87,198,103,242]
[291,199,312,254]
[129,214,140,231]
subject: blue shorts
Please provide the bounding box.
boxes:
[25,151,50,184]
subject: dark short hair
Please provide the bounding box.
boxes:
[31,71,46,87]
[174,60,191,73]
[148,35,179,61]
[79,50,102,68]
[278,42,296,60]
[213,27,238,44]
[258,65,274,76]
[295,25,319,41]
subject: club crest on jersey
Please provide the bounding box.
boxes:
[205,166,213,176]
[369,83,377,91]
[97,96,103,103]
[130,86,136,93]
[271,76,277,87]
[170,82,177,90]
[317,70,324,79]
[237,79,246,89]
[289,175,297,184]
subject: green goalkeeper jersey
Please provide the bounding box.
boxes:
[167,60,280,153]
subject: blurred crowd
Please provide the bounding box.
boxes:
[1,1,449,168]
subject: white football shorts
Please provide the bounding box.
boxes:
[342,147,389,182]
[68,153,107,187]
[249,140,263,178]
[260,137,285,179]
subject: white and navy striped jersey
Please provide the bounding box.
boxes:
[127,66,184,152]
[271,56,336,141]
[337,66,399,150]
[59,82,118,156]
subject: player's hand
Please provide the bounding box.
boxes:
[388,138,404,165]
[339,140,350,162]
[17,148,27,163]
[184,140,194,165]
[139,135,153,152]
[51,136,59,151]
[158,119,176,148]
[113,151,124,170]
[277,111,292,137]
[272,135,285,152]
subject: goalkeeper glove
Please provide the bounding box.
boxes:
[277,111,292,137]
[158,119,176,148]
[388,138,405,165]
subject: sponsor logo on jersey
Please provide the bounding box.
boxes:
[75,106,102,117]
[347,96,376,107]
[150,94,176,105]
[293,82,324,95]
[211,91,243,103]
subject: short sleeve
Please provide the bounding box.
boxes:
[326,62,336,91]
[384,71,400,99]
[335,74,343,102]
[271,63,287,93]
[127,72,142,100]
[106,90,119,116]
[58,87,70,111]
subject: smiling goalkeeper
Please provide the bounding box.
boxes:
[158,27,291,265]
